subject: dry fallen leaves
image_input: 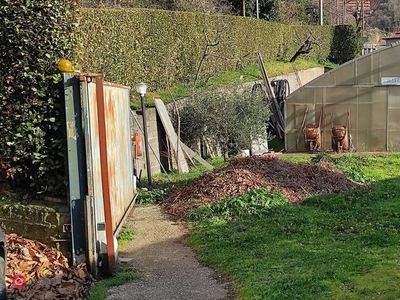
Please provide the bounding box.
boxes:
[5,234,94,300]
[162,154,370,217]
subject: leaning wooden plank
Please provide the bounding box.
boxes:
[154,98,189,173]
[180,142,214,170]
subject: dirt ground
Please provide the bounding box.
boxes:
[107,205,234,300]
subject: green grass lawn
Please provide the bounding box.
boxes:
[188,153,400,299]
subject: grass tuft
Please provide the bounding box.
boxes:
[88,264,142,300]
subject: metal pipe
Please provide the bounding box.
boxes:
[361,0,364,35]
[256,0,259,19]
[319,0,323,25]
[130,110,171,182]
[140,94,152,186]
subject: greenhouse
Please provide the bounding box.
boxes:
[285,42,400,152]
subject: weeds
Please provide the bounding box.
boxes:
[116,224,135,250]
[310,152,368,183]
[186,188,287,221]
[88,263,141,300]
[136,188,169,205]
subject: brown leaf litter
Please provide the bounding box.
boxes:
[5,233,94,300]
[162,154,370,217]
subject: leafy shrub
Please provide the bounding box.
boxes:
[0,0,76,196]
[328,25,363,64]
[185,188,287,221]
[136,188,169,205]
[175,86,270,159]
[310,153,367,183]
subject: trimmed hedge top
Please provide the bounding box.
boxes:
[74,9,340,98]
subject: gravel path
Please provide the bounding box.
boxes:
[107,205,233,300]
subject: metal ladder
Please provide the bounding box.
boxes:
[291,63,302,88]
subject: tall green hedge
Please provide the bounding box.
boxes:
[0,0,75,196]
[329,25,363,65]
[74,9,336,99]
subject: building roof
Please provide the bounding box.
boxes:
[382,32,400,40]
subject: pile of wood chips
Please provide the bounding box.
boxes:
[5,233,95,300]
[162,154,370,217]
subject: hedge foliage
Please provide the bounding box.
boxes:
[74,9,337,100]
[329,25,363,65]
[0,0,76,196]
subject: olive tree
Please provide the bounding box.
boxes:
[176,86,270,159]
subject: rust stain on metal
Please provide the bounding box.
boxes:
[103,84,134,231]
[82,76,134,275]
[66,121,78,140]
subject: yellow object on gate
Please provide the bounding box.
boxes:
[57,59,74,73]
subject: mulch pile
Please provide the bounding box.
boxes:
[5,233,95,300]
[162,154,370,217]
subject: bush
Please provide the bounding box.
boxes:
[328,25,363,64]
[0,0,76,196]
[175,85,270,159]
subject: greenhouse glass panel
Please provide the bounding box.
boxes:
[388,108,400,131]
[333,62,356,86]
[285,43,400,152]
[388,87,400,108]
[356,57,373,85]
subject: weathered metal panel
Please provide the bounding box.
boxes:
[63,73,86,265]
[80,78,106,276]
[103,83,134,232]
[64,72,135,275]
[86,81,107,251]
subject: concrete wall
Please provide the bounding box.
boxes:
[0,201,71,260]
[132,108,169,182]
[271,67,324,91]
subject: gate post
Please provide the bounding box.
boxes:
[63,73,87,265]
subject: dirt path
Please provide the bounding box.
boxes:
[107,205,234,300]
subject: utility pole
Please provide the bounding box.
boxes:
[319,0,323,25]
[361,0,365,35]
[256,0,259,19]
[342,0,346,24]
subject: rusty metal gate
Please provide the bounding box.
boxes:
[64,73,136,276]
